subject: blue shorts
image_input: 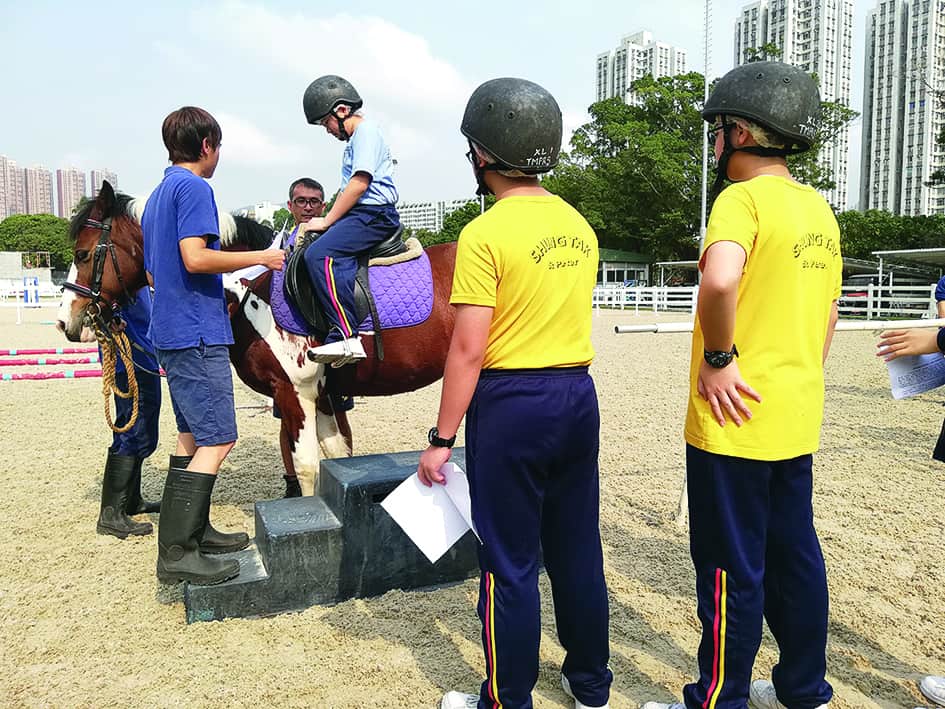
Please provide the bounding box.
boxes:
[156,343,238,447]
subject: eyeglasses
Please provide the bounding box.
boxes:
[707,123,735,143]
[465,150,475,166]
[292,197,324,207]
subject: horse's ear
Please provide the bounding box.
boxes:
[97,180,116,214]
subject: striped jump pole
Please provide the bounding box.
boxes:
[0,369,103,382]
[0,356,100,367]
[0,347,98,356]
[614,318,945,335]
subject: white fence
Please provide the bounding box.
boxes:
[594,283,940,319]
[593,285,698,314]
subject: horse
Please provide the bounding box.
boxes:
[58,181,456,496]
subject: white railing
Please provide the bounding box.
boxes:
[838,283,937,319]
[593,285,698,313]
[594,283,940,320]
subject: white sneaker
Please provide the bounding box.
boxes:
[639,702,685,709]
[306,337,366,367]
[749,679,828,709]
[920,675,945,707]
[561,673,610,708]
[440,691,479,709]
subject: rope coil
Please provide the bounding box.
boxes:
[90,308,139,434]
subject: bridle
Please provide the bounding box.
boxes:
[63,216,137,331]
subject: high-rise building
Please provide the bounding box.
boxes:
[596,31,688,105]
[23,166,53,215]
[397,199,474,233]
[860,0,945,216]
[56,167,86,218]
[90,169,118,196]
[0,156,25,220]
[734,0,855,210]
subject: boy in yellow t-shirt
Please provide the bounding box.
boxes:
[417,78,612,709]
[644,62,840,709]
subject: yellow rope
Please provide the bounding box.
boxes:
[93,319,139,434]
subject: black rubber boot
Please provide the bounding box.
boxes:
[168,454,250,554]
[156,468,240,586]
[97,453,153,539]
[126,457,161,515]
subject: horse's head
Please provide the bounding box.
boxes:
[58,181,146,341]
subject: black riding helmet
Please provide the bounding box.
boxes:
[303,75,363,141]
[461,77,562,195]
[703,61,821,194]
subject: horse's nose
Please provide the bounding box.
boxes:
[55,320,65,333]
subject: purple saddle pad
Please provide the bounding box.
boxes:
[269,250,434,336]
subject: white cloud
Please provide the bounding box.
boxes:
[215,112,306,166]
[190,2,473,173]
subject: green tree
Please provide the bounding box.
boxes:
[437,199,493,243]
[272,207,292,231]
[743,42,783,63]
[0,214,73,270]
[544,73,707,260]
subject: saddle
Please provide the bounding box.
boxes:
[283,226,409,360]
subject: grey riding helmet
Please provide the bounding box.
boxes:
[303,75,363,124]
[702,61,821,153]
[461,77,563,173]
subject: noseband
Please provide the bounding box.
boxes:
[63,216,136,329]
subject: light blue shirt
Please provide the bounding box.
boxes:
[341,119,399,206]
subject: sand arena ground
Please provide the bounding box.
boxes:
[0,304,942,708]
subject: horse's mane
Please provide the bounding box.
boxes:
[70,191,275,251]
[69,193,137,240]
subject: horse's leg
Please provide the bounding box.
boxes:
[292,389,322,496]
[279,423,302,498]
[315,384,353,459]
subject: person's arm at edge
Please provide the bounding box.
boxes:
[823,300,839,364]
[179,236,285,274]
[417,304,493,486]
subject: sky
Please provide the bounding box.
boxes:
[0,0,870,212]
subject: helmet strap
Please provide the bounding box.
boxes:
[332,110,351,141]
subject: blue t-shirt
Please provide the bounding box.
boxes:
[341,119,399,206]
[114,286,159,373]
[936,275,945,302]
[141,166,233,349]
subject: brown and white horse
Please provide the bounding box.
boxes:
[58,182,456,496]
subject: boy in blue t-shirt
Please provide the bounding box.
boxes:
[300,75,401,367]
[142,105,285,586]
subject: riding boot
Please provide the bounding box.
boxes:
[156,468,240,585]
[125,457,161,515]
[97,452,153,539]
[169,454,250,554]
[284,474,302,498]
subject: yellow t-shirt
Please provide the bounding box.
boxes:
[450,195,598,369]
[684,175,842,460]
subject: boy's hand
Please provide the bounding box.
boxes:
[258,249,286,271]
[417,445,452,487]
[877,329,940,361]
[697,360,761,427]
[303,217,329,233]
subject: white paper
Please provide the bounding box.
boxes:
[441,463,480,542]
[380,463,478,564]
[223,230,283,288]
[886,353,945,399]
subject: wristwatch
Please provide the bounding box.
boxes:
[704,344,738,369]
[428,426,456,448]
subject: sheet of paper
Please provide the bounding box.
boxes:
[223,230,283,288]
[886,353,945,399]
[380,472,472,564]
[441,463,480,542]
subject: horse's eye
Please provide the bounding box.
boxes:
[75,250,91,264]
